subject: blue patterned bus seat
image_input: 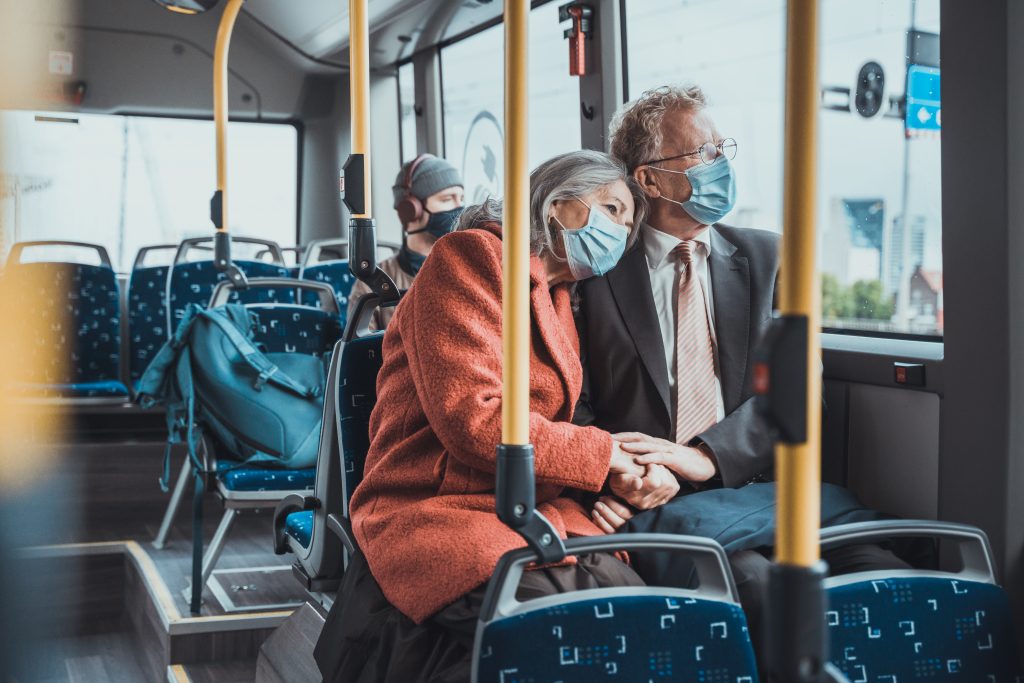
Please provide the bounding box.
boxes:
[828,576,1023,682]
[338,332,385,508]
[476,594,759,682]
[249,306,342,358]
[300,261,357,322]
[284,510,314,549]
[7,262,127,398]
[166,260,294,332]
[218,467,316,492]
[128,264,169,385]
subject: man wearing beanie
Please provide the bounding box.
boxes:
[347,154,464,330]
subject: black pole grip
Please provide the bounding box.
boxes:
[765,561,832,682]
[349,217,377,281]
[213,230,248,289]
[496,444,537,531]
[496,444,566,565]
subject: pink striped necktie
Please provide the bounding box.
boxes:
[672,240,718,444]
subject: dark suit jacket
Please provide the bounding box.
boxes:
[574,224,780,488]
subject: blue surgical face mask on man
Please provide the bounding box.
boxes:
[652,155,737,225]
[407,206,464,240]
[554,197,629,281]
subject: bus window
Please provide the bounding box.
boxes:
[0,112,298,271]
[398,61,417,162]
[441,1,583,204]
[625,0,942,337]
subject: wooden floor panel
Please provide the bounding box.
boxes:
[177,660,258,683]
[147,508,302,618]
[15,439,316,678]
[16,630,151,683]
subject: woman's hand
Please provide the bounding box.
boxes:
[591,495,634,533]
[612,432,717,483]
[607,439,645,496]
[606,440,679,510]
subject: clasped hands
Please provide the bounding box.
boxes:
[592,432,716,534]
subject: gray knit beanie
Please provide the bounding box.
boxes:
[392,155,463,209]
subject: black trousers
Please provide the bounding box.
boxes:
[730,543,911,666]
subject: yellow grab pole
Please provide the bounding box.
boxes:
[494,0,562,564]
[350,0,372,218]
[502,0,530,446]
[213,0,245,233]
[776,0,821,568]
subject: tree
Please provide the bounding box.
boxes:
[821,275,894,321]
[851,279,894,320]
[822,274,854,319]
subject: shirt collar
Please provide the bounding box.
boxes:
[642,222,713,269]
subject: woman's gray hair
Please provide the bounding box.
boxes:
[456,149,646,258]
[610,84,707,172]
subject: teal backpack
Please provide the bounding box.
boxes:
[138,303,327,489]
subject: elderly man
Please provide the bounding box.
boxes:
[574,84,909,654]
[347,153,464,330]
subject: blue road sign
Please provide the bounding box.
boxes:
[906,65,941,132]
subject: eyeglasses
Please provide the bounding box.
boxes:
[646,138,738,167]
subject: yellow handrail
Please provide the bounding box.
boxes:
[350,0,372,218]
[213,0,245,233]
[776,0,822,568]
[502,0,530,446]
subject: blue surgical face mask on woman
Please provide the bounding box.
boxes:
[553,197,629,281]
[652,155,737,225]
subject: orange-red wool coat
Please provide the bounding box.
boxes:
[349,222,615,624]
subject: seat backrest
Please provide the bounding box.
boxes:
[128,263,171,384]
[248,305,342,357]
[166,259,293,336]
[828,576,1021,681]
[337,331,385,516]
[472,535,759,683]
[299,261,357,319]
[6,261,123,393]
[822,521,1023,681]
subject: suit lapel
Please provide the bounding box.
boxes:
[607,242,672,418]
[710,227,750,411]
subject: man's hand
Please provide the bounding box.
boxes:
[612,432,717,483]
[591,496,634,533]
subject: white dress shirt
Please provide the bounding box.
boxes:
[642,223,727,425]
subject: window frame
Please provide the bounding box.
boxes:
[395,59,416,165]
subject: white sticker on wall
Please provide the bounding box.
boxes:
[49,51,73,76]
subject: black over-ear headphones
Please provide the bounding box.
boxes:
[396,153,433,225]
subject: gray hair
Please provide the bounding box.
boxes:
[610,84,707,172]
[456,149,646,257]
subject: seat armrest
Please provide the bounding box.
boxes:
[273,494,319,555]
[327,513,357,555]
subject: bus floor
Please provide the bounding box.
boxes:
[10,440,310,681]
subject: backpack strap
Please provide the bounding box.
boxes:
[138,303,206,410]
[202,307,322,399]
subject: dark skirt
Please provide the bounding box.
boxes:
[314,549,644,683]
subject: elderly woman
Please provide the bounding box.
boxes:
[316,150,680,683]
